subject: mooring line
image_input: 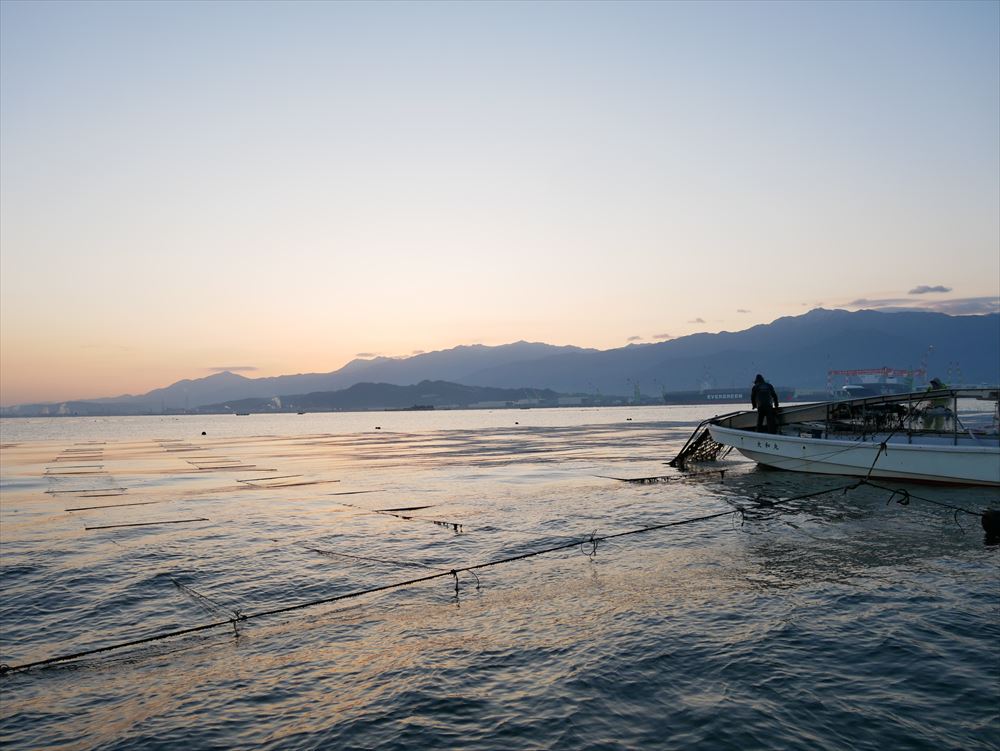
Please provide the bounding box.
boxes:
[194,465,265,471]
[0,619,239,676]
[0,506,739,675]
[342,500,577,542]
[596,469,729,484]
[236,475,301,483]
[736,477,987,523]
[5,476,990,677]
[856,478,982,517]
[46,470,107,476]
[339,503,465,533]
[302,545,448,571]
[85,518,209,530]
[67,500,162,512]
[242,480,341,489]
[375,505,436,512]
[750,481,863,508]
[46,488,128,495]
[171,577,242,622]
[246,508,737,620]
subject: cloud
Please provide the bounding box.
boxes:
[653,332,674,340]
[688,317,706,324]
[627,335,643,342]
[411,350,426,355]
[843,296,999,315]
[846,297,908,308]
[909,285,952,295]
[355,352,379,358]
[736,309,751,313]
[918,296,999,314]
[208,365,258,373]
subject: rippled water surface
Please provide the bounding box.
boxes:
[1,407,998,750]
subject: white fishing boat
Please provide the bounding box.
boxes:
[674,388,1000,486]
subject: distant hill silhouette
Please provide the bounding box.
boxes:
[90,342,588,410]
[464,308,1000,395]
[3,309,997,415]
[200,381,563,413]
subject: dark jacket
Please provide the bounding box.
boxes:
[751,381,779,410]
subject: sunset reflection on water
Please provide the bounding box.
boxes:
[1,407,997,750]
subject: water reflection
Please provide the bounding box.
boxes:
[1,409,997,750]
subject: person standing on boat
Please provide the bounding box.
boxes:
[751,374,780,433]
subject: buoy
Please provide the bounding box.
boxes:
[514,422,518,425]
[982,509,1000,538]
[375,426,381,430]
[201,431,206,436]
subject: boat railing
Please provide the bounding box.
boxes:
[781,388,998,446]
[675,388,997,465]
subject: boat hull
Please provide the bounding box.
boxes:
[708,425,1000,486]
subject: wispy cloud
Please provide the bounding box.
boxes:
[843,296,998,315]
[355,352,379,358]
[653,332,674,340]
[736,309,751,313]
[918,297,999,314]
[909,285,952,295]
[688,317,706,324]
[208,365,257,373]
[846,297,909,308]
[411,350,426,355]
[627,335,643,342]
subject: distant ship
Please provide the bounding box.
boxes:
[663,388,753,405]
[662,387,800,405]
[829,367,926,399]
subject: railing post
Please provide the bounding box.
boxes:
[953,393,958,446]
[907,392,913,444]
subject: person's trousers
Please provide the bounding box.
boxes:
[757,408,777,433]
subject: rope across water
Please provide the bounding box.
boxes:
[0,471,991,677]
[0,506,741,675]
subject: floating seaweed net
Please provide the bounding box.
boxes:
[2,440,997,677]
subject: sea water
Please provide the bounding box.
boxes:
[1,406,997,750]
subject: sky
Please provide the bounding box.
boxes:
[1,0,998,405]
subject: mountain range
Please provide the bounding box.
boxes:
[212,381,564,413]
[4,308,998,416]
